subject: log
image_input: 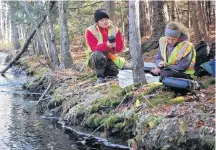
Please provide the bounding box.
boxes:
[0,1,56,75]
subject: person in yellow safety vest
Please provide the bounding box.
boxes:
[151,21,196,80]
[85,9,125,83]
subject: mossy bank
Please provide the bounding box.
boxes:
[23,57,215,150]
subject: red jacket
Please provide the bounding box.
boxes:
[85,25,123,54]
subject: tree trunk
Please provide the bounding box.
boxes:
[139,1,151,37]
[103,1,115,21]
[190,1,202,43]
[0,1,3,40]
[205,1,211,29]
[171,1,175,21]
[163,1,169,22]
[129,1,146,84]
[187,1,190,28]
[58,1,74,69]
[197,1,209,43]
[48,10,60,68]
[43,22,51,56]
[141,1,166,53]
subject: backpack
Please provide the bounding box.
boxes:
[194,41,215,76]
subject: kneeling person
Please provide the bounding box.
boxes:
[85,9,125,83]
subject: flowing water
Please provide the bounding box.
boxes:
[0,52,130,150]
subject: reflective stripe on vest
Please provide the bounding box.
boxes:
[85,24,125,69]
[159,37,196,76]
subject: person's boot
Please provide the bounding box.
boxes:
[96,77,105,84]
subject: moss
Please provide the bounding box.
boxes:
[141,82,163,96]
[114,122,126,129]
[86,114,98,127]
[76,106,85,117]
[77,72,96,82]
[86,114,107,127]
[88,97,121,114]
[48,93,65,109]
[104,115,120,129]
[139,115,164,129]
[88,103,101,114]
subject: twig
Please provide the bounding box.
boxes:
[142,93,156,108]
[37,83,52,104]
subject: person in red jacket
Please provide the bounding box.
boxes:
[85,9,124,83]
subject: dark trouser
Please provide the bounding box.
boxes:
[89,51,119,78]
[160,69,192,80]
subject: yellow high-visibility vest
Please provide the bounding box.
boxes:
[85,24,125,69]
[159,37,196,77]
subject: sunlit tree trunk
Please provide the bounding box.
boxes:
[129,0,146,83]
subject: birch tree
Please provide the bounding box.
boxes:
[58,1,74,69]
[129,0,146,83]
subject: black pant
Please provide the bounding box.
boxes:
[89,51,118,78]
[160,69,192,79]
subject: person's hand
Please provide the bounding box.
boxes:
[151,67,161,75]
[107,41,116,48]
[158,61,165,68]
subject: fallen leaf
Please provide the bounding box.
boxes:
[136,99,140,107]
[148,121,154,128]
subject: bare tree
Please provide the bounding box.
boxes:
[141,1,166,53]
[47,8,60,68]
[190,1,202,43]
[197,1,209,43]
[139,1,151,37]
[58,1,74,69]
[9,3,21,51]
[129,1,146,83]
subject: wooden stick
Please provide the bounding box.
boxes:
[37,83,52,103]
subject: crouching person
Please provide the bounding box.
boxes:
[151,22,196,80]
[85,9,125,83]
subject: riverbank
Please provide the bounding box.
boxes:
[22,55,215,150]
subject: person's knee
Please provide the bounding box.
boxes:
[90,51,107,69]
